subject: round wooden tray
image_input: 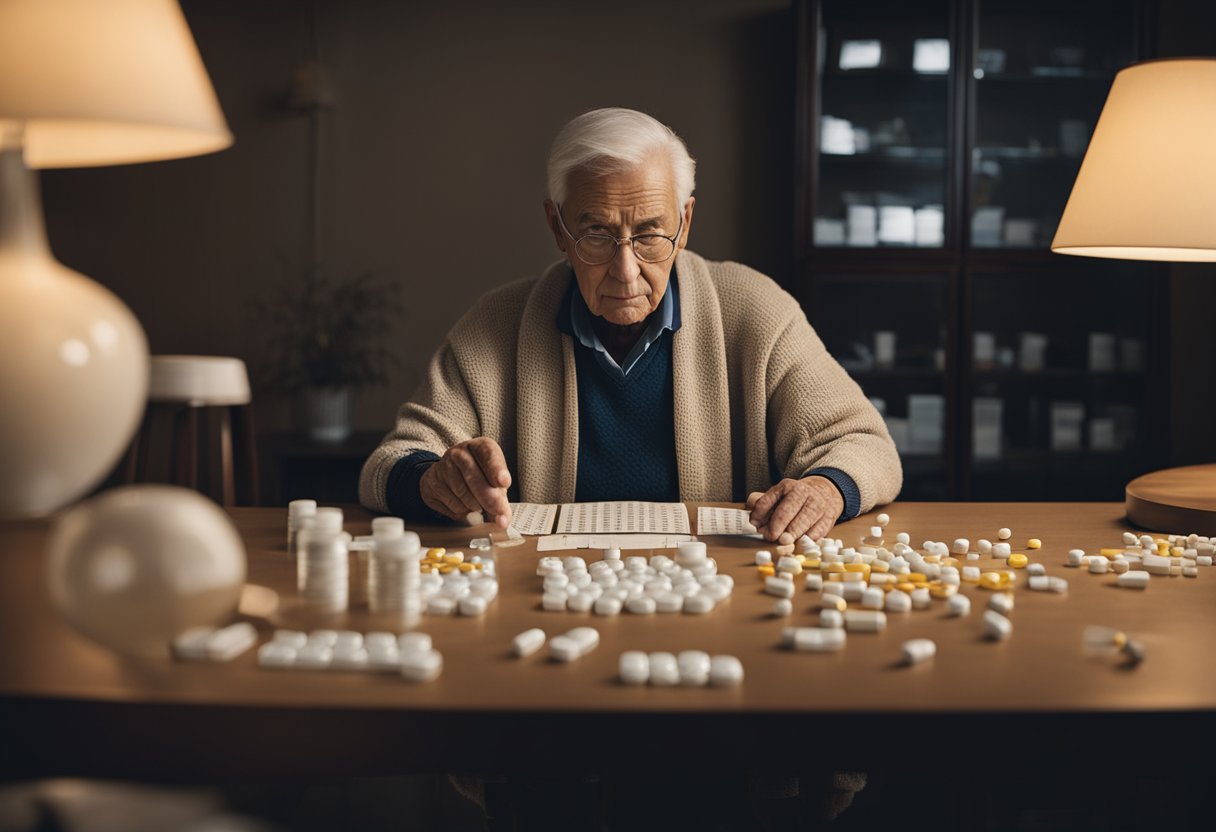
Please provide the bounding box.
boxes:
[1125,464,1216,535]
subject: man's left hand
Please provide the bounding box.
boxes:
[748,475,844,543]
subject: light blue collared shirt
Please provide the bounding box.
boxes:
[568,271,680,379]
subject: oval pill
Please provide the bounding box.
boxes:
[901,638,936,665]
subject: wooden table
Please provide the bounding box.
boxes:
[2,503,1214,782]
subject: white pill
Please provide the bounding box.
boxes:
[626,596,657,614]
[1116,570,1149,589]
[794,627,846,652]
[819,608,844,629]
[459,595,488,616]
[1048,576,1068,594]
[983,610,1012,641]
[704,654,743,687]
[1028,575,1049,591]
[171,626,215,661]
[860,587,884,610]
[257,641,296,669]
[294,642,333,669]
[885,590,912,613]
[976,539,992,555]
[595,596,624,616]
[677,650,711,687]
[272,629,309,650]
[1198,556,1213,567]
[566,627,599,655]
[1027,563,1046,576]
[684,594,716,614]
[398,632,432,654]
[330,646,370,671]
[603,547,622,561]
[675,541,708,566]
[1122,531,1139,546]
[992,542,1011,558]
[765,576,796,599]
[207,622,258,662]
[875,512,890,528]
[997,528,1012,540]
[777,555,802,575]
[910,588,931,610]
[947,594,971,617]
[566,593,594,612]
[541,593,567,611]
[309,629,339,648]
[648,652,680,686]
[901,638,936,666]
[549,635,582,662]
[619,651,650,685]
[988,593,1014,614]
[869,526,883,539]
[400,649,443,682]
[512,628,546,657]
[1139,535,1154,549]
[1066,549,1085,567]
[1183,565,1198,577]
[1142,555,1171,575]
[894,532,909,545]
[962,566,981,582]
[427,596,456,616]
[952,538,970,555]
[804,573,823,592]
[840,582,866,602]
[845,610,886,632]
[772,598,793,617]
[755,550,773,566]
[1088,557,1109,574]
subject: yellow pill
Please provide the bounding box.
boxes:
[443,552,465,565]
[820,595,847,612]
[827,573,844,582]
[942,556,960,568]
[923,554,941,564]
[1100,548,1124,557]
[896,582,917,593]
[473,562,484,570]
[845,563,870,574]
[1007,553,1028,569]
[979,572,1003,590]
[420,563,433,573]
[907,573,927,583]
[824,562,846,573]
[757,565,775,578]
[871,560,890,573]
[439,564,455,574]
[804,558,821,570]
[458,562,475,573]
[929,583,957,599]
[1027,538,1042,550]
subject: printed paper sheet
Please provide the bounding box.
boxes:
[554,501,691,535]
[536,533,694,552]
[507,502,559,535]
[696,506,759,536]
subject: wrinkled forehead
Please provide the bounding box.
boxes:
[563,154,679,222]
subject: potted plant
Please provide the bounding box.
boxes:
[252,269,402,443]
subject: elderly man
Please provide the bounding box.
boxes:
[360,107,900,540]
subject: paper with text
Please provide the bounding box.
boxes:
[697,506,759,536]
[536,533,694,551]
[554,501,691,535]
[507,503,559,535]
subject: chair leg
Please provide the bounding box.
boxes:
[217,407,235,508]
[231,404,260,506]
[172,406,199,491]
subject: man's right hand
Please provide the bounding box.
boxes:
[419,437,513,528]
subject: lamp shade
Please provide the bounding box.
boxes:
[0,0,232,168]
[1052,58,1216,262]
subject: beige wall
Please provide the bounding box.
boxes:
[41,0,792,434]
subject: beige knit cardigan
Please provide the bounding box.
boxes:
[359,250,902,513]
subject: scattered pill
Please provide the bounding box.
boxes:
[804,573,823,592]
[1027,538,1042,550]
[764,576,795,599]
[512,628,546,657]
[755,550,772,566]
[947,594,971,617]
[400,649,443,682]
[1116,570,1149,589]
[619,650,649,685]
[1088,557,1109,574]
[988,593,1014,614]
[977,539,993,555]
[820,608,844,629]
[952,538,970,555]
[983,610,1012,641]
[772,598,793,617]
[997,528,1011,540]
[648,652,680,686]
[845,610,887,633]
[793,627,847,653]
[901,638,936,666]
[1007,553,1028,569]
[992,542,1011,558]
[876,513,891,527]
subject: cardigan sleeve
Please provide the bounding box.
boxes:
[765,311,903,514]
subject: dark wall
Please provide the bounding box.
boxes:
[41,0,793,433]
[37,0,1215,466]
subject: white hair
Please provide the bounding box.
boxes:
[546,107,696,214]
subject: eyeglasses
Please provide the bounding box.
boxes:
[554,203,684,266]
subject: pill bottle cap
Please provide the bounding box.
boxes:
[288,499,317,516]
[312,507,343,533]
[371,516,405,539]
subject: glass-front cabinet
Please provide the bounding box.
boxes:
[796,0,1166,500]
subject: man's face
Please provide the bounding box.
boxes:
[545,154,694,327]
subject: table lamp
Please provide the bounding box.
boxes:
[1052,57,1216,534]
[0,0,232,517]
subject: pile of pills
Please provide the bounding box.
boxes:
[618,650,743,687]
[1067,531,1213,587]
[537,541,733,615]
[257,629,443,681]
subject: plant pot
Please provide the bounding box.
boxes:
[301,387,352,443]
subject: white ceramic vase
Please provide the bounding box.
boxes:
[302,386,352,443]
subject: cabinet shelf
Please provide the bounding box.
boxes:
[823,147,947,162]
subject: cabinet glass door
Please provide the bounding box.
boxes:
[813,0,953,249]
[970,0,1139,249]
[803,273,951,499]
[967,265,1161,500]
